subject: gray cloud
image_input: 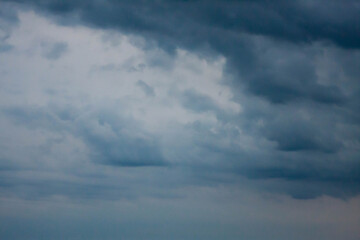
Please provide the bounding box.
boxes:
[7,0,360,47]
[0,0,359,202]
[1,4,360,238]
[42,42,68,60]
[3,105,166,167]
[4,0,356,107]
[180,89,217,113]
[0,2,18,53]
[2,0,358,105]
[137,80,155,97]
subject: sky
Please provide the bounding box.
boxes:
[0,1,359,239]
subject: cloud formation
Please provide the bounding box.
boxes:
[0,0,359,199]
[0,2,359,239]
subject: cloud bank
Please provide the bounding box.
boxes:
[0,1,359,239]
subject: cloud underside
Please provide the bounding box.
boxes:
[0,0,359,202]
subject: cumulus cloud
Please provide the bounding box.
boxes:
[0,0,359,200]
[0,2,360,239]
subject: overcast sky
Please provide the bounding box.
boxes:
[0,1,359,240]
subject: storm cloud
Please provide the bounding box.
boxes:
[0,1,360,240]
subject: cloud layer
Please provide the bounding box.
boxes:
[0,1,360,239]
[1,0,360,199]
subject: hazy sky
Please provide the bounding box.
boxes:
[0,1,359,239]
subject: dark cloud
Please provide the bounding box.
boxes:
[262,112,342,153]
[0,0,359,200]
[3,106,166,167]
[16,0,359,48]
[2,4,360,239]
[0,2,18,53]
[3,0,359,104]
[77,111,166,167]
[238,154,360,199]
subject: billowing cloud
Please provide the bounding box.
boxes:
[0,2,360,240]
[1,0,359,196]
